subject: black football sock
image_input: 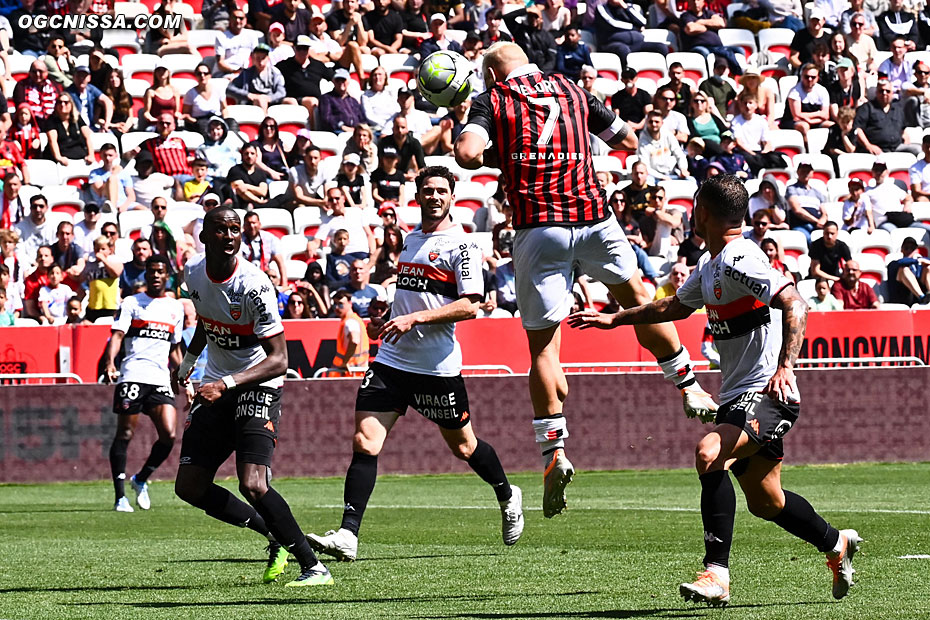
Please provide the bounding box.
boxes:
[467,438,512,502]
[700,470,736,568]
[341,452,378,536]
[768,490,841,553]
[195,483,270,537]
[109,438,129,500]
[134,440,173,484]
[250,487,319,569]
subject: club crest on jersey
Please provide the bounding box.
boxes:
[230,302,242,320]
[714,279,722,300]
[428,250,439,262]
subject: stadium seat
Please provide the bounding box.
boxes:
[882,152,918,184]
[224,105,265,140]
[293,206,323,236]
[122,53,160,85]
[853,253,887,286]
[424,155,468,180]
[120,210,155,240]
[795,253,812,278]
[591,52,624,81]
[758,28,795,60]
[6,54,34,82]
[466,166,500,185]
[837,153,877,183]
[285,259,309,283]
[120,131,154,156]
[647,255,670,277]
[114,1,150,19]
[768,129,805,160]
[278,234,312,261]
[14,317,40,326]
[777,75,798,103]
[795,278,816,301]
[188,29,219,59]
[767,229,809,257]
[758,63,788,80]
[826,178,853,202]
[452,181,489,212]
[256,208,294,238]
[821,201,844,223]
[100,30,141,60]
[718,28,756,58]
[794,153,835,182]
[379,53,418,83]
[624,52,667,83]
[806,128,830,159]
[90,132,119,157]
[911,202,930,223]
[25,160,61,186]
[268,180,289,199]
[306,131,346,159]
[850,229,894,258]
[450,206,476,231]
[726,2,749,18]
[158,54,203,81]
[890,226,929,249]
[663,179,699,211]
[592,155,625,184]
[643,28,677,52]
[594,77,620,97]
[666,52,708,84]
[396,206,422,226]
[268,104,310,135]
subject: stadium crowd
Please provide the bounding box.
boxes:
[3,0,930,331]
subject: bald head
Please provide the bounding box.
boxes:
[482,42,529,85]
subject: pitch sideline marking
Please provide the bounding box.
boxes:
[315,504,930,515]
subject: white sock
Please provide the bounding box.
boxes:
[831,532,846,555]
[533,416,568,469]
[706,564,730,582]
[657,346,697,389]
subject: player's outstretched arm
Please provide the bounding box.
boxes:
[380,294,481,343]
[454,131,489,170]
[567,296,695,330]
[765,284,808,402]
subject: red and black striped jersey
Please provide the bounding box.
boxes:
[464,65,624,229]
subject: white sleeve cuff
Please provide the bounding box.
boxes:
[461,123,491,145]
[598,116,629,143]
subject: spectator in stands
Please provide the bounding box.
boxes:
[789,8,829,71]
[22,244,53,318]
[43,35,75,88]
[364,0,404,57]
[736,67,776,128]
[911,135,930,202]
[371,146,406,207]
[654,263,689,300]
[322,229,361,290]
[677,224,707,269]
[215,9,260,76]
[181,63,227,135]
[89,144,137,213]
[0,287,14,325]
[285,144,326,209]
[887,237,930,305]
[37,263,72,324]
[879,38,913,98]
[362,66,399,134]
[370,224,402,286]
[276,36,329,126]
[593,0,666,58]
[45,93,94,165]
[119,238,152,297]
[144,0,195,56]
[833,260,880,308]
[840,0,876,36]
[80,234,121,322]
[743,209,773,245]
[283,290,312,319]
[653,86,690,144]
[0,172,26,229]
[228,45,288,112]
[378,115,425,180]
[182,160,211,202]
[866,158,929,235]
[11,104,41,160]
[329,289,369,371]
[637,111,690,181]
[612,67,652,134]
[311,187,375,258]
[842,178,873,231]
[249,117,288,180]
[808,276,844,310]
[642,186,684,257]
[325,0,370,82]
[762,237,795,281]
[786,162,828,241]
[227,143,269,209]
[65,65,112,134]
[51,220,85,288]
[555,25,592,83]
[241,211,287,282]
[299,261,331,317]
[269,0,310,43]
[751,176,790,227]
[10,0,46,58]
[680,0,744,76]
[621,161,654,220]
[731,91,784,175]
[102,70,135,144]
[100,221,122,261]
[686,138,711,180]
[131,153,176,209]
[689,91,728,157]
[780,63,832,140]
[198,116,241,184]
[846,13,878,73]
[878,0,919,52]
[149,221,183,288]
[319,68,365,134]
[542,0,571,33]
[421,98,470,156]
[0,231,23,293]
[133,114,194,180]
[827,58,863,122]
[699,57,737,119]
[141,65,180,131]
[73,203,102,254]
[903,61,930,129]
[201,0,233,30]
[420,12,465,56]
[810,221,851,281]
[385,87,432,139]
[480,9,512,48]
[824,106,859,176]
[712,132,751,178]
[16,195,56,260]
[13,61,62,128]
[341,258,381,317]
[660,62,693,115]
[811,43,838,92]
[335,153,368,209]
[503,5,556,72]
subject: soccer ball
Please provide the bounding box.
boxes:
[416,51,474,108]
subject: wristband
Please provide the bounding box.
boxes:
[178,351,198,380]
[221,375,237,390]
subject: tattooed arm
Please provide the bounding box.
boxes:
[766,284,808,401]
[567,295,696,330]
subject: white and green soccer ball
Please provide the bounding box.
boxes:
[416,51,474,108]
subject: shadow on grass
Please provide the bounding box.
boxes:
[0,508,104,514]
[0,585,194,594]
[71,593,559,609]
[169,552,502,564]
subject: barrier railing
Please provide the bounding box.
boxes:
[0,373,84,385]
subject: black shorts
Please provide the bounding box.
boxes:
[179,385,282,470]
[356,362,471,430]
[716,391,800,476]
[113,382,175,415]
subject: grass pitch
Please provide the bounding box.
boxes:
[1,463,929,620]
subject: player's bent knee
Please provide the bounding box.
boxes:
[746,495,785,519]
[239,480,269,503]
[694,439,721,472]
[448,442,473,460]
[352,432,384,456]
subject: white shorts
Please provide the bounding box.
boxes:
[512,217,638,330]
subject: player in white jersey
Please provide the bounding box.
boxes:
[306,167,524,562]
[172,206,333,587]
[568,175,860,607]
[105,255,184,513]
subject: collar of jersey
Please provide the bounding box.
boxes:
[505,64,541,82]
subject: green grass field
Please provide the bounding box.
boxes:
[1,463,929,620]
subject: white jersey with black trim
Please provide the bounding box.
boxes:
[113,293,184,386]
[375,224,483,377]
[676,237,793,403]
[184,254,285,388]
